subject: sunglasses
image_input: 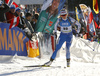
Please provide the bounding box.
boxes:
[61,14,67,16]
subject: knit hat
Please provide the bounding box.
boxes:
[60,9,68,15]
[0,1,3,6]
[10,5,15,9]
[15,7,21,12]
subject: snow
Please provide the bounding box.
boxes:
[0,36,100,76]
[0,56,100,76]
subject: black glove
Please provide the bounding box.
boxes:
[53,32,57,39]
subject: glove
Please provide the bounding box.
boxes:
[53,32,57,39]
[31,33,37,41]
[23,27,31,35]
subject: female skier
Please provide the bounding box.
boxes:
[44,9,81,67]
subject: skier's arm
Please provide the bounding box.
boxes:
[75,21,81,33]
[69,17,81,33]
[54,19,59,32]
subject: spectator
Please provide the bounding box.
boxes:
[15,7,26,29]
[37,7,40,13]
[80,27,85,34]
[24,13,34,33]
[15,7,21,17]
[20,13,26,29]
[24,13,34,40]
[6,5,15,23]
[87,34,91,41]
[24,7,28,15]
[20,13,25,25]
[34,0,60,34]
[82,31,87,39]
[34,0,60,59]
[92,36,98,42]
[0,1,9,23]
[31,14,39,29]
[96,28,100,39]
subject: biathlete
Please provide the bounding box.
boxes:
[44,9,81,67]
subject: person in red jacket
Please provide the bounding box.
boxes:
[6,5,15,23]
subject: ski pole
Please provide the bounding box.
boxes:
[80,39,95,51]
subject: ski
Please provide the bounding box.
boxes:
[24,65,61,68]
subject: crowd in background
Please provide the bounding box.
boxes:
[0,1,100,44]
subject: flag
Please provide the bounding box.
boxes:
[93,0,99,14]
[75,7,80,22]
[79,4,88,12]
[79,4,98,35]
[26,40,39,58]
[88,7,98,35]
[5,0,18,7]
[41,0,52,11]
[79,4,88,25]
[12,2,18,8]
[94,20,98,28]
[9,17,20,29]
[5,0,13,6]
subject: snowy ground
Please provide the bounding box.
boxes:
[0,53,100,76]
[0,36,100,76]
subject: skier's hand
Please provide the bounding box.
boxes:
[54,32,57,39]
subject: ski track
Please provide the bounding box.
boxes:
[0,56,100,76]
[0,36,100,76]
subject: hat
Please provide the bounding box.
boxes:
[60,9,68,15]
[10,5,15,9]
[15,7,21,12]
[0,1,3,6]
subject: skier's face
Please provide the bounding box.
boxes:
[61,14,67,19]
[51,0,60,11]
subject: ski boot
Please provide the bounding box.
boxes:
[43,58,54,67]
[67,59,70,67]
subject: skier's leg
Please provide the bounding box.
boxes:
[66,42,71,60]
[43,58,54,66]
[44,34,66,66]
[66,36,72,67]
[51,36,66,60]
[66,42,71,67]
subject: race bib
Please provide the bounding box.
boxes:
[61,26,72,33]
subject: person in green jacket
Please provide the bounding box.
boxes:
[35,0,60,34]
[34,0,60,58]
